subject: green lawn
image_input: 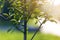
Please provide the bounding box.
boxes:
[0,31,60,40]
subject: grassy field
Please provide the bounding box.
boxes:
[0,31,60,40]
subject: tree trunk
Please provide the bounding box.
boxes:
[24,0,27,40]
[24,20,27,40]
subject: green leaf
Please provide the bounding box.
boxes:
[50,20,57,23]
[3,13,9,16]
[10,19,17,22]
[9,14,14,17]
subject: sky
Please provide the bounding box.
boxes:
[40,0,60,36]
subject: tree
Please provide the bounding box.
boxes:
[0,0,56,40]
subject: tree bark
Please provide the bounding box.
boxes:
[24,20,27,40]
[24,0,27,40]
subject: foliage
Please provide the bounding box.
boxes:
[0,0,55,25]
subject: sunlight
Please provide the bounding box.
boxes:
[54,0,60,6]
[41,21,60,36]
[39,0,60,36]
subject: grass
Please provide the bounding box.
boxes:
[0,31,60,40]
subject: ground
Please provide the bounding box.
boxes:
[0,31,60,40]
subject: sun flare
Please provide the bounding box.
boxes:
[54,0,60,6]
